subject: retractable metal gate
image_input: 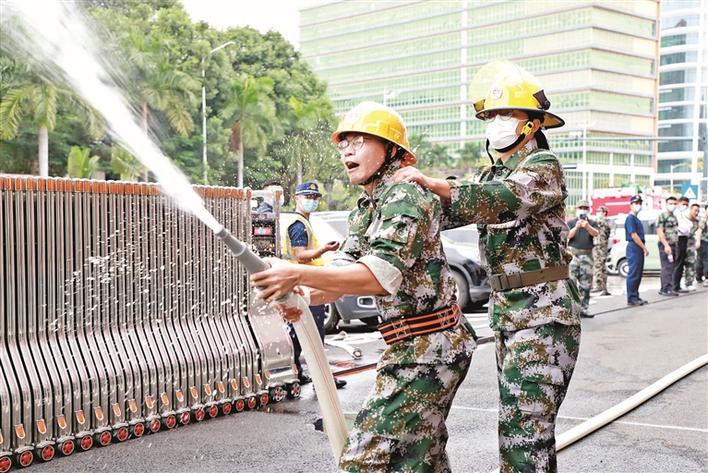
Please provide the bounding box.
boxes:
[0,176,298,471]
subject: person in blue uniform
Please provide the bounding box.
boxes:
[625,194,649,306]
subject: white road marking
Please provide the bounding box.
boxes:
[451,406,708,433]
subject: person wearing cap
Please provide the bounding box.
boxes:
[392,61,581,472]
[591,205,611,296]
[625,195,649,306]
[252,101,476,472]
[282,181,346,389]
[567,200,599,317]
[657,196,680,296]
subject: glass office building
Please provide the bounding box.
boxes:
[299,0,661,204]
[656,0,708,199]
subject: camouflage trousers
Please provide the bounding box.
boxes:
[591,246,608,293]
[339,328,474,473]
[496,323,581,473]
[685,245,697,287]
[569,253,593,312]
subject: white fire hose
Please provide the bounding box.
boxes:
[215,227,347,458]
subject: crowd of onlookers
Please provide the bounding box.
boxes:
[566,194,708,313]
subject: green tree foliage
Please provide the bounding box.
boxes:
[66,146,100,178]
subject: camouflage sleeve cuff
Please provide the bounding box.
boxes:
[357,254,403,295]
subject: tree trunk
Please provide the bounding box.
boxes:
[38,125,49,177]
[141,102,149,182]
[238,125,244,188]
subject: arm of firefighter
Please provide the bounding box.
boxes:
[251,261,387,302]
[447,154,565,225]
[290,242,340,263]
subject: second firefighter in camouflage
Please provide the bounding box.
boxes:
[336,166,476,472]
[446,144,582,473]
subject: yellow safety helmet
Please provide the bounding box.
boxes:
[471,61,564,129]
[332,101,416,166]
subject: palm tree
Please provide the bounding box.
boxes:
[288,96,332,184]
[221,75,280,187]
[0,81,57,176]
[124,30,199,179]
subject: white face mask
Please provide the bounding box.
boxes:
[632,204,642,213]
[486,116,521,150]
[666,203,675,212]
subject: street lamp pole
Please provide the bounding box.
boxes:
[201,40,236,184]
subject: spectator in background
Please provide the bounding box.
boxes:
[684,203,701,291]
[257,179,285,214]
[697,204,708,287]
[657,196,679,296]
[591,205,611,296]
[625,195,649,306]
[567,200,598,317]
[281,181,346,389]
[673,196,692,293]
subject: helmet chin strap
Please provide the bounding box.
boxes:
[360,142,402,186]
[486,120,535,161]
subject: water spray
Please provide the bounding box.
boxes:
[2,0,346,460]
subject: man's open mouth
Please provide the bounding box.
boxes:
[344,161,359,170]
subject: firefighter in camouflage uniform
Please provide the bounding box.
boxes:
[393,61,582,473]
[591,205,611,295]
[252,101,476,472]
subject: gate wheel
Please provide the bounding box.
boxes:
[287,382,301,399]
[16,451,33,468]
[59,440,75,456]
[0,455,13,473]
[77,435,94,451]
[37,445,55,462]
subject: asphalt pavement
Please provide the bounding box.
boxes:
[30,277,707,473]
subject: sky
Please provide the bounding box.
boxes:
[181,0,309,48]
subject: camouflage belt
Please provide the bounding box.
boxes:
[378,305,461,345]
[489,265,569,291]
[569,247,592,256]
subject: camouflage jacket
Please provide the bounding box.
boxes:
[337,167,458,323]
[700,217,708,242]
[593,215,611,249]
[445,145,581,332]
[657,211,679,245]
[687,218,699,245]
